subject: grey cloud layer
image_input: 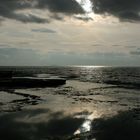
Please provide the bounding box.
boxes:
[91,0,140,22]
[36,0,84,14]
[130,51,140,55]
[32,28,57,33]
[0,0,48,23]
[0,0,84,23]
[0,0,140,23]
[130,47,140,55]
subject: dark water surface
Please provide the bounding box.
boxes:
[0,66,140,140]
[0,66,140,87]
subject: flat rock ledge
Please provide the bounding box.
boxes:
[0,77,66,88]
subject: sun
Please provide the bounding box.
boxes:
[76,0,93,13]
[75,0,94,22]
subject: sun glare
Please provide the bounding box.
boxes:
[76,0,93,13]
[75,0,95,22]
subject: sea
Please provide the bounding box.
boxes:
[0,66,140,140]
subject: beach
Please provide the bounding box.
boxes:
[0,66,140,140]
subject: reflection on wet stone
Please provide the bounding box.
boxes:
[0,109,139,140]
[0,67,140,139]
[0,109,85,140]
[0,89,42,112]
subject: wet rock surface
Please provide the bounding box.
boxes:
[0,80,140,140]
[0,89,41,112]
[0,77,66,88]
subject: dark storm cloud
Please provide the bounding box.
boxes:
[0,0,140,23]
[90,0,140,22]
[36,0,84,14]
[0,0,84,23]
[0,0,48,23]
[10,13,48,23]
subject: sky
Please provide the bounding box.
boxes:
[0,0,140,66]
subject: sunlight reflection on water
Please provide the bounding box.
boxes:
[74,113,94,135]
[74,119,92,135]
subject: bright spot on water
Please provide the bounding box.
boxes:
[74,113,94,135]
[73,65,107,68]
[74,119,92,135]
[81,119,92,132]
